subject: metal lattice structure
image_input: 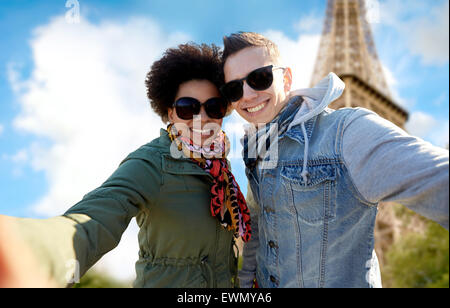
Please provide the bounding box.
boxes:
[311,0,423,267]
[311,0,408,128]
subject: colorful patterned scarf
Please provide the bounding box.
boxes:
[167,124,251,242]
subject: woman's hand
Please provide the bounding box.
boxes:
[0,215,56,288]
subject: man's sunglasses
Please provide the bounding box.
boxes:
[220,65,286,102]
[173,97,228,120]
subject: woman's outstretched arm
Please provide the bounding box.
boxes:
[0,152,160,287]
[0,215,56,287]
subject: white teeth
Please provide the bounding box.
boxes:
[247,102,266,113]
[192,128,211,135]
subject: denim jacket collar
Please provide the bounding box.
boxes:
[283,116,317,145]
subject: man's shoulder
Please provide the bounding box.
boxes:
[320,106,378,126]
[324,106,375,116]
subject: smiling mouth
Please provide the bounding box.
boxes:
[190,127,214,136]
[245,99,269,114]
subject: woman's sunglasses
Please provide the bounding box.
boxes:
[220,65,286,102]
[173,97,228,120]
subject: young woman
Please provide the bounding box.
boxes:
[0,43,250,288]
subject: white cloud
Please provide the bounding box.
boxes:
[381,63,397,90]
[9,15,190,282]
[406,1,449,65]
[380,63,416,109]
[11,149,29,163]
[429,120,449,149]
[2,148,30,178]
[293,13,323,34]
[0,124,3,136]
[263,30,321,89]
[378,0,449,66]
[405,111,449,148]
[405,112,438,137]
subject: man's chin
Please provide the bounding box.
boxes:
[240,103,281,126]
[239,111,273,127]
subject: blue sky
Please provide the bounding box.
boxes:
[0,0,448,280]
[0,0,331,217]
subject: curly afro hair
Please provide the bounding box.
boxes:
[146,43,225,122]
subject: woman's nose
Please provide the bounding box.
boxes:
[191,106,213,127]
[197,104,211,121]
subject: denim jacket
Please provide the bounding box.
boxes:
[239,73,449,288]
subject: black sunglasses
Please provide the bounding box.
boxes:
[173,97,228,120]
[220,65,286,102]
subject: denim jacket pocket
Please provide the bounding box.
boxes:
[281,164,336,225]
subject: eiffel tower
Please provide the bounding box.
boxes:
[311,0,408,128]
[310,0,426,268]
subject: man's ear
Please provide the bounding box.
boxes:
[283,67,293,93]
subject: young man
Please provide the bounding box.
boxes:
[221,32,449,288]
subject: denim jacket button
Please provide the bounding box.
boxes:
[270,275,277,283]
[264,207,274,214]
[268,241,278,249]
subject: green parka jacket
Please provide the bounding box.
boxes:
[14,129,239,287]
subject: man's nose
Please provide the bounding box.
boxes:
[241,81,258,102]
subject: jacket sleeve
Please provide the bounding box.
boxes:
[13,156,161,287]
[341,108,449,230]
[238,184,261,288]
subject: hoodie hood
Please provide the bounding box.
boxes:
[287,72,345,131]
[286,72,345,183]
